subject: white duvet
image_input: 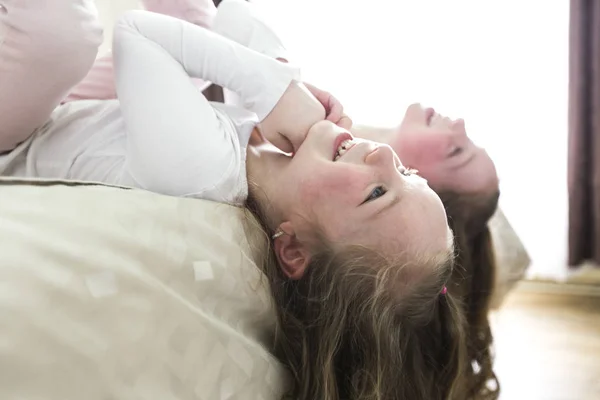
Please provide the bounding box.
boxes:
[0,179,290,400]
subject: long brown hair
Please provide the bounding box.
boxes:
[244,192,469,400]
[439,190,501,400]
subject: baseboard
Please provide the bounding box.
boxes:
[514,279,600,297]
[566,262,600,285]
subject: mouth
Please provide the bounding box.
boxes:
[333,132,355,161]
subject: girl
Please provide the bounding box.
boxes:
[0,1,463,399]
[212,2,501,399]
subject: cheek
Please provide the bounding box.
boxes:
[298,166,365,208]
[460,157,499,191]
[409,188,450,251]
[297,168,364,240]
[398,134,449,168]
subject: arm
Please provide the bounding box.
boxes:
[212,0,288,61]
[112,10,302,195]
[212,0,344,133]
[114,10,299,124]
[65,0,216,103]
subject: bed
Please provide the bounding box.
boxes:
[0,178,290,399]
[0,178,528,398]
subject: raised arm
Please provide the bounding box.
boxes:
[213,0,344,136]
[114,10,299,121]
[111,10,312,197]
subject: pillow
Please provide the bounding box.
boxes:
[0,178,290,399]
[489,207,531,308]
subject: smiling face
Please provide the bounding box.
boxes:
[247,120,453,262]
[394,103,499,194]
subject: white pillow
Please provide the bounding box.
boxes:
[489,207,531,308]
[0,178,290,399]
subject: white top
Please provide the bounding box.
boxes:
[2,10,300,205]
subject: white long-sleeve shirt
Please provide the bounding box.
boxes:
[1,10,299,205]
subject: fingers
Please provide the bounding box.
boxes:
[305,82,341,121]
[337,114,353,130]
[301,82,353,134]
[325,95,343,123]
[321,91,352,130]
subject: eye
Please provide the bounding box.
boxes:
[363,186,387,203]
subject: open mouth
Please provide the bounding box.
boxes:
[334,139,356,161]
[333,132,355,161]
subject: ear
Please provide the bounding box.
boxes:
[272,222,310,280]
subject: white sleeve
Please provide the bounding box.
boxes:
[212,0,293,107]
[212,0,290,62]
[112,10,299,197]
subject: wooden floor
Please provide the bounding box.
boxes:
[491,283,600,400]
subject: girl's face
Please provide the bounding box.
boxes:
[393,103,499,194]
[247,120,453,260]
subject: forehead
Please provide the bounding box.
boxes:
[346,224,454,265]
[332,197,452,257]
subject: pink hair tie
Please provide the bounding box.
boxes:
[441,286,448,295]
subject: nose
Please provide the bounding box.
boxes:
[452,118,465,130]
[447,119,470,150]
[365,144,398,170]
[451,119,468,138]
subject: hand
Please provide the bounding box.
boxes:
[304,83,353,130]
[265,57,352,150]
[259,81,326,153]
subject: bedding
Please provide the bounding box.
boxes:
[488,207,531,307]
[0,177,528,399]
[0,178,290,399]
